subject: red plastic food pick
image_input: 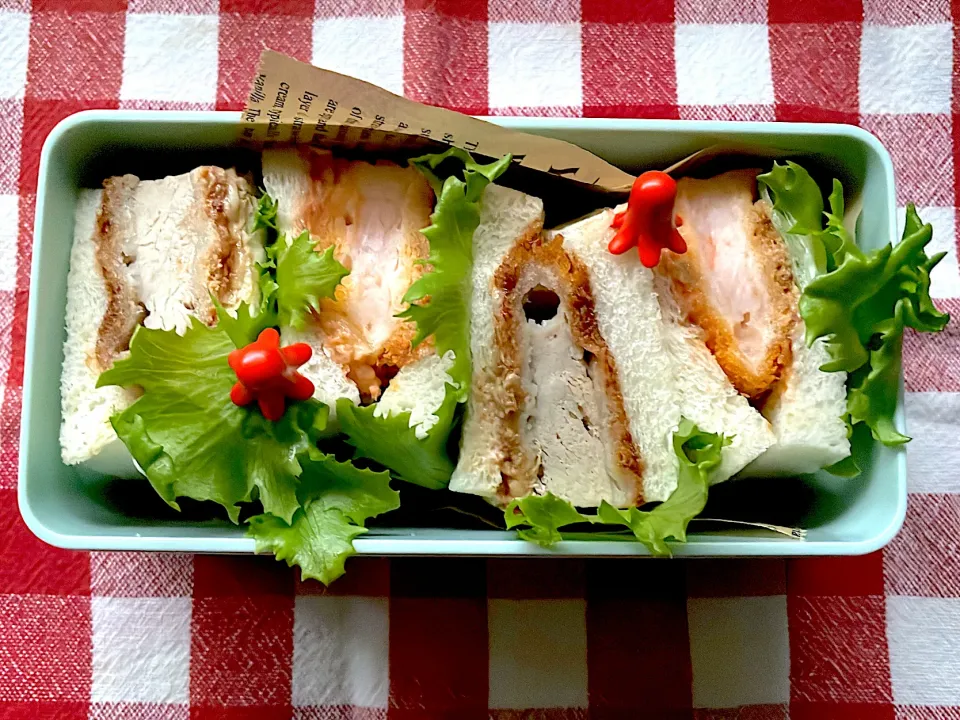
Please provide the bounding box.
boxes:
[228,328,315,421]
[608,170,687,268]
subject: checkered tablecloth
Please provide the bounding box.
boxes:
[1,0,958,717]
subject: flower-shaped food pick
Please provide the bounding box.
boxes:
[228,328,315,421]
[608,170,687,268]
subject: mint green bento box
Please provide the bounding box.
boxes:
[19,110,906,557]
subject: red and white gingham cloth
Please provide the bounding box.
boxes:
[0,0,958,717]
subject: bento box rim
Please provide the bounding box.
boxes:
[18,109,906,558]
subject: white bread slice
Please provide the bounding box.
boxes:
[449,185,548,500]
[741,326,850,476]
[60,189,138,471]
[553,207,774,494]
[60,169,265,471]
[263,148,360,412]
[550,210,681,503]
[654,274,775,483]
[263,147,438,416]
[375,350,456,439]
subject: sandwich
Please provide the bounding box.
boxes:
[451,197,774,509]
[262,146,437,413]
[59,167,266,473]
[261,146,530,486]
[657,168,850,474]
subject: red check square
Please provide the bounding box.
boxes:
[193,554,294,597]
[486,558,586,599]
[587,596,693,716]
[768,0,863,22]
[582,22,679,119]
[190,596,294,707]
[789,596,892,704]
[221,0,313,15]
[405,0,485,20]
[0,490,90,595]
[770,23,860,116]
[388,597,488,716]
[31,0,126,11]
[788,553,885,596]
[404,14,488,115]
[0,595,91,702]
[17,99,102,194]
[0,702,89,719]
[295,557,390,596]
[26,12,125,100]
[687,559,787,598]
[791,703,896,719]
[217,13,312,110]
[581,0,674,23]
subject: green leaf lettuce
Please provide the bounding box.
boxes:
[97,311,326,524]
[248,450,400,584]
[505,419,727,555]
[275,231,349,331]
[399,147,512,398]
[759,161,949,450]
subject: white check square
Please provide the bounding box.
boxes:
[0,12,29,100]
[121,14,218,104]
[292,596,389,709]
[688,596,790,708]
[905,392,960,493]
[313,17,404,95]
[488,22,582,109]
[91,597,192,704]
[488,599,588,709]
[888,596,960,704]
[676,24,773,106]
[860,24,952,114]
[0,195,18,292]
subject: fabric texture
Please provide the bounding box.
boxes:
[1,0,959,717]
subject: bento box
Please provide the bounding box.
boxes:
[18,110,906,558]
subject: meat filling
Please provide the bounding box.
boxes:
[488,233,645,505]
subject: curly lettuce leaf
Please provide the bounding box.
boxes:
[335,392,457,490]
[505,493,591,547]
[801,203,948,444]
[275,231,349,331]
[758,161,829,288]
[399,148,512,398]
[596,420,727,555]
[97,310,326,524]
[505,419,727,555]
[760,161,949,452]
[248,451,400,584]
